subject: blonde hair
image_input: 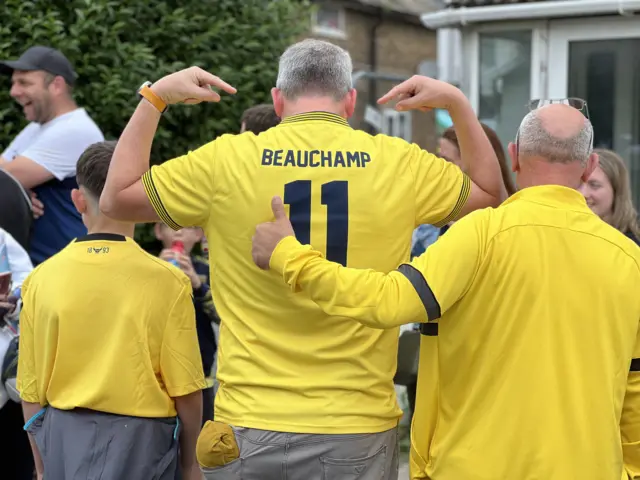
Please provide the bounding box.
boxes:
[594,148,640,238]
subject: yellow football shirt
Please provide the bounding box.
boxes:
[17,233,207,417]
[268,185,640,478]
[142,111,470,433]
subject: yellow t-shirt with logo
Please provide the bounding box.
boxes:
[17,233,207,417]
[142,112,470,433]
[267,185,640,478]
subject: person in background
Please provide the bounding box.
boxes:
[240,103,281,134]
[0,227,33,480]
[440,123,517,197]
[17,141,206,480]
[580,148,640,245]
[155,223,218,425]
[0,45,104,265]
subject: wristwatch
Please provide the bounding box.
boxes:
[137,81,167,114]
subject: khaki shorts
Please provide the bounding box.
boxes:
[200,424,399,480]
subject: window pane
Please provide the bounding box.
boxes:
[478,31,532,154]
[568,39,640,209]
[316,6,341,30]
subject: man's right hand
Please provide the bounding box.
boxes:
[151,67,237,106]
[30,191,44,219]
[378,75,467,113]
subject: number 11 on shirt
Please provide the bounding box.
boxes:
[283,180,349,266]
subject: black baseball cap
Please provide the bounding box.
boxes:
[0,46,77,86]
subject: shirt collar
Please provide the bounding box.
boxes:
[503,185,592,212]
[280,111,350,128]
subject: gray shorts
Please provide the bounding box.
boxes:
[25,406,179,480]
[202,426,399,480]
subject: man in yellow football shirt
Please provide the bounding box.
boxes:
[99,39,505,478]
[17,141,207,480]
[251,103,640,480]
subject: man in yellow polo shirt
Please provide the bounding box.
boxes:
[99,39,505,478]
[251,103,640,480]
[17,141,206,480]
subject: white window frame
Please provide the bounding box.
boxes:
[312,4,347,40]
[382,109,412,142]
[547,16,640,98]
[462,20,549,114]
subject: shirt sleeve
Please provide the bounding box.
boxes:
[16,280,39,403]
[141,140,219,230]
[20,124,103,180]
[622,327,640,479]
[160,281,208,397]
[270,209,488,328]
[408,143,471,228]
[270,237,428,329]
[5,230,33,288]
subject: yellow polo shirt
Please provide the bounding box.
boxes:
[17,233,207,417]
[142,111,470,433]
[269,185,640,478]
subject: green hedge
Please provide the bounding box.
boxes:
[0,0,311,252]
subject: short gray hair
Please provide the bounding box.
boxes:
[276,39,353,101]
[517,111,593,164]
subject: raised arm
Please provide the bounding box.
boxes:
[252,197,487,328]
[99,67,236,223]
[379,76,506,225]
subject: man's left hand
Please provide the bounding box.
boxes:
[252,197,295,270]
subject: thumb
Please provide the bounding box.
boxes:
[271,196,287,221]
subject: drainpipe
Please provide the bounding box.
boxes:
[367,8,384,133]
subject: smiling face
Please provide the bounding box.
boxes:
[10,70,55,123]
[579,165,615,222]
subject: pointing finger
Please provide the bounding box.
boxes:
[194,68,237,95]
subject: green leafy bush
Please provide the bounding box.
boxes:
[0,0,311,250]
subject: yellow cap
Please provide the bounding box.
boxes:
[196,421,240,468]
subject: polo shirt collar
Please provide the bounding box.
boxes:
[280,111,350,128]
[503,185,592,212]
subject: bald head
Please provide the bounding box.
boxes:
[518,104,593,164]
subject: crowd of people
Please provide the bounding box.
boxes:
[0,37,637,480]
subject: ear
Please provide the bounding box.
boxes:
[508,142,519,173]
[71,189,86,215]
[153,223,163,240]
[271,88,284,118]
[194,228,204,242]
[581,152,599,183]
[48,76,67,95]
[345,89,357,118]
[240,122,246,133]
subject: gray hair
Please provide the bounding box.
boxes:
[276,39,353,101]
[517,111,593,164]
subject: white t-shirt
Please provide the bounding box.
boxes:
[1,108,104,180]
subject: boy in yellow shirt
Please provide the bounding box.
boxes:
[17,141,207,480]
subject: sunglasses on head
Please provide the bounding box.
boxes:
[527,97,590,119]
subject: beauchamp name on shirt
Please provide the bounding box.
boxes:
[261,149,371,168]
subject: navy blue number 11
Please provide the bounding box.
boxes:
[284,180,349,266]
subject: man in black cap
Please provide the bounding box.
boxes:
[0,45,104,266]
[0,46,103,480]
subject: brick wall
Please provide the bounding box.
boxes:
[305,4,439,151]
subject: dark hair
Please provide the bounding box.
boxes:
[240,104,280,134]
[76,140,117,199]
[442,124,517,196]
